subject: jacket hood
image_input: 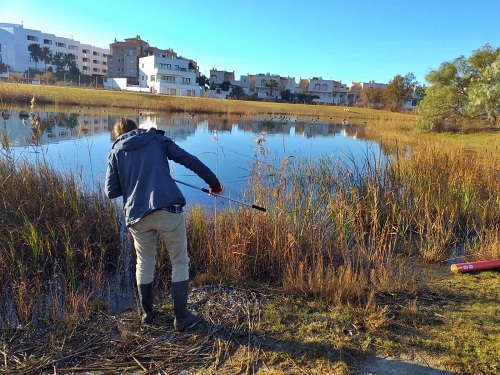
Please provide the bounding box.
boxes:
[112,128,156,151]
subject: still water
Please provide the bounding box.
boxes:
[1,107,381,209]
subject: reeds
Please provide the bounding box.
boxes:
[181,134,499,317]
[0,153,123,327]
[1,98,498,333]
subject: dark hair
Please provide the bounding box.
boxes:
[112,118,138,140]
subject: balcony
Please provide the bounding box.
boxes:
[155,65,196,74]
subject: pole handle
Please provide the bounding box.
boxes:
[251,204,266,212]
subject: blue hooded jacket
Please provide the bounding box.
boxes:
[105,128,219,226]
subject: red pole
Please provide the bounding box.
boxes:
[451,259,500,273]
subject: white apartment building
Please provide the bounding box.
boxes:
[139,55,200,96]
[249,73,282,98]
[308,78,348,104]
[0,23,109,76]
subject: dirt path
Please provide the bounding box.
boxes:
[356,355,459,375]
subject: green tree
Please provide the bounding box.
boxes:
[196,74,209,89]
[39,47,52,72]
[229,85,246,99]
[281,89,294,102]
[467,45,500,123]
[359,87,384,108]
[28,43,43,71]
[52,53,66,72]
[383,73,418,111]
[417,44,500,129]
[296,93,317,104]
[265,79,278,97]
[220,80,231,92]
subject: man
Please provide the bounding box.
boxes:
[105,118,222,331]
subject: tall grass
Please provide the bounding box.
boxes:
[1,97,498,329]
[179,135,499,312]
[0,153,123,326]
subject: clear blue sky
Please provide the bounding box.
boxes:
[2,0,499,85]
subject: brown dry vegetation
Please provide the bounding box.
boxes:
[0,83,499,374]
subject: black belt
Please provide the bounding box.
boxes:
[162,205,183,214]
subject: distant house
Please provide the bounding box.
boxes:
[107,36,178,85]
[305,78,348,104]
[139,55,200,96]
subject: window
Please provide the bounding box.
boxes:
[56,42,66,47]
[314,83,320,90]
[93,51,100,56]
[261,79,267,86]
[83,57,89,62]
[102,61,107,66]
[82,49,89,54]
[43,39,52,45]
[69,45,78,50]
[93,67,100,72]
[27,35,38,41]
[182,77,191,83]
[93,60,99,64]
[162,75,175,82]
[151,75,155,81]
[82,66,89,71]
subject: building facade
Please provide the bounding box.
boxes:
[209,69,235,85]
[306,77,349,104]
[139,55,200,96]
[0,23,109,76]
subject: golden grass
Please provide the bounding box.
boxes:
[0,81,409,120]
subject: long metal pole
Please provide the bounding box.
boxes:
[173,179,266,212]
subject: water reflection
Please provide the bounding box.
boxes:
[1,107,377,207]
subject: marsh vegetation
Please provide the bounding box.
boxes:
[0,83,499,374]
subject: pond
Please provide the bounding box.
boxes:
[1,107,381,210]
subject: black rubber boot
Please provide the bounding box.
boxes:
[171,280,200,332]
[137,282,154,324]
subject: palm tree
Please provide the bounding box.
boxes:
[28,43,43,71]
[63,53,78,73]
[265,79,278,98]
[39,47,52,72]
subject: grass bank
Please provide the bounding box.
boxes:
[0,81,408,119]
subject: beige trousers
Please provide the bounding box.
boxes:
[129,210,189,285]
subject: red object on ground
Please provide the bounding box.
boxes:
[450,259,500,273]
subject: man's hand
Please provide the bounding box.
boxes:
[209,182,223,196]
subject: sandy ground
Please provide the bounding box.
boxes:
[356,355,459,375]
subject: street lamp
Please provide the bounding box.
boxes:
[3,45,9,78]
